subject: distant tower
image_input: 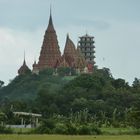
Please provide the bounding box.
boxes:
[18,52,31,75]
[78,34,95,66]
[36,8,61,71]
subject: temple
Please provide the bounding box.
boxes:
[18,9,95,75]
[77,34,95,73]
[18,54,31,75]
[62,34,77,68]
[37,11,61,70]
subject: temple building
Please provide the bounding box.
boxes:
[18,56,31,75]
[32,10,89,73]
[36,11,61,70]
[18,9,95,75]
[78,34,95,65]
[63,34,77,68]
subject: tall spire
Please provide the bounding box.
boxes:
[64,34,77,55]
[49,5,52,24]
[63,34,77,67]
[67,33,69,38]
[23,50,26,65]
[37,8,61,70]
[18,51,31,75]
[50,4,52,17]
[47,5,54,31]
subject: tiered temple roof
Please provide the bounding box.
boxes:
[78,33,95,65]
[62,34,77,67]
[18,9,94,75]
[18,59,31,75]
[37,12,61,70]
[28,10,93,74]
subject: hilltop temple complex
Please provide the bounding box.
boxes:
[18,11,95,75]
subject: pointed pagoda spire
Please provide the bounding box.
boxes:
[66,33,69,40]
[64,33,76,54]
[47,5,55,31]
[23,50,26,65]
[37,8,61,70]
[18,51,31,75]
[49,5,52,24]
[63,34,77,67]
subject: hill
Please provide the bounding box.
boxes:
[0,71,75,102]
[0,67,140,130]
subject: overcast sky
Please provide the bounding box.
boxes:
[0,0,140,85]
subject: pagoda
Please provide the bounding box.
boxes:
[31,9,95,74]
[35,10,61,71]
[78,34,95,73]
[62,34,77,67]
[78,34,95,65]
[18,54,31,75]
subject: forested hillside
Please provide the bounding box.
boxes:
[0,67,140,134]
[0,69,75,101]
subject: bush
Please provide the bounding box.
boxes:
[0,125,13,134]
[42,119,55,129]
[54,123,67,134]
[90,125,102,135]
[128,109,140,129]
[33,126,51,134]
[78,125,91,135]
[78,124,102,135]
[33,119,55,134]
[66,123,78,135]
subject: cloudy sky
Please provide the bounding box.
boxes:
[0,0,140,85]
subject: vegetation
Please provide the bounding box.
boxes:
[0,125,12,134]
[0,135,140,140]
[0,67,140,134]
[0,80,4,89]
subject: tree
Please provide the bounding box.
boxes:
[133,78,140,88]
[39,68,54,75]
[132,78,140,92]
[57,67,71,76]
[128,108,140,129]
[112,78,129,89]
[0,80,4,88]
[64,73,105,92]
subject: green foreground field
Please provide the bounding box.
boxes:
[0,135,140,140]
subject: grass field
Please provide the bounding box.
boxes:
[0,135,140,140]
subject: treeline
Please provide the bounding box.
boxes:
[0,67,140,134]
